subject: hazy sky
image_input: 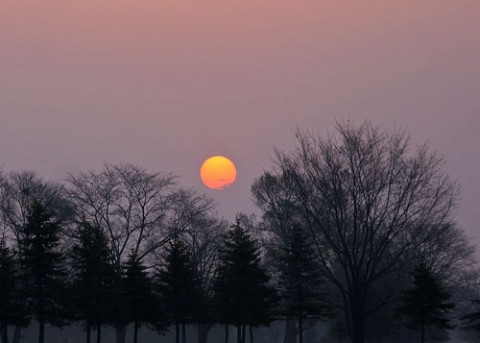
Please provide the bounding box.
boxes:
[1,1,479,246]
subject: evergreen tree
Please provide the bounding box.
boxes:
[276,225,333,343]
[157,234,203,343]
[394,262,455,343]
[20,200,69,343]
[123,253,163,343]
[213,218,276,343]
[0,240,29,342]
[70,223,119,343]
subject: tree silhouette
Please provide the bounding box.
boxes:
[157,234,203,343]
[252,122,469,343]
[123,253,163,343]
[394,262,455,343]
[276,224,333,343]
[0,240,29,343]
[20,200,69,343]
[213,218,276,343]
[70,223,119,343]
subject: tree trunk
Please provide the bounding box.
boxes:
[12,326,20,343]
[249,325,253,343]
[351,308,365,343]
[283,319,296,343]
[420,323,425,343]
[39,319,45,343]
[175,321,179,343]
[241,325,246,343]
[182,323,186,343]
[86,321,91,343]
[96,324,102,343]
[347,290,366,343]
[133,320,139,343]
[225,324,229,343]
[115,326,126,343]
[236,325,241,343]
[298,314,303,343]
[197,323,211,343]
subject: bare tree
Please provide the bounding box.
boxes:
[252,122,472,343]
[67,163,176,269]
[67,164,226,343]
[0,171,69,246]
[67,164,177,343]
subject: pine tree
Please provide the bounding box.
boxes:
[276,225,333,343]
[70,223,119,343]
[0,240,29,342]
[213,218,276,343]
[123,253,163,343]
[157,234,203,343]
[21,200,69,343]
[394,262,455,343]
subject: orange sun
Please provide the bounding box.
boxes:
[200,156,237,190]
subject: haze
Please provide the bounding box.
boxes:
[1,0,479,247]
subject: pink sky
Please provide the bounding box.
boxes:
[1,0,479,246]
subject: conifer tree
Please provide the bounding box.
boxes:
[276,225,333,343]
[157,234,203,343]
[213,218,276,343]
[0,240,29,343]
[21,200,69,343]
[123,253,162,343]
[394,262,455,343]
[70,223,118,343]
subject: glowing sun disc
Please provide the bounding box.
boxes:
[200,156,237,190]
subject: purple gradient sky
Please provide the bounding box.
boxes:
[1,1,479,246]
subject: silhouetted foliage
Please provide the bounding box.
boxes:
[157,234,204,343]
[276,224,333,343]
[0,240,29,342]
[0,149,473,343]
[70,222,119,343]
[213,218,276,343]
[394,262,455,343]
[20,200,69,343]
[123,253,164,343]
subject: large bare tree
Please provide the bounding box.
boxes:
[67,163,176,269]
[252,122,473,343]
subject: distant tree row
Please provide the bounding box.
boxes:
[0,177,276,343]
[1,122,480,343]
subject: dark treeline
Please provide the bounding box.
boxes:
[1,122,480,343]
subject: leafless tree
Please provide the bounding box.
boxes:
[67,163,179,343]
[67,163,226,343]
[67,163,176,270]
[252,122,473,343]
[0,171,69,247]
[172,190,226,289]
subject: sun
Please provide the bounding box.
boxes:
[200,156,237,190]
